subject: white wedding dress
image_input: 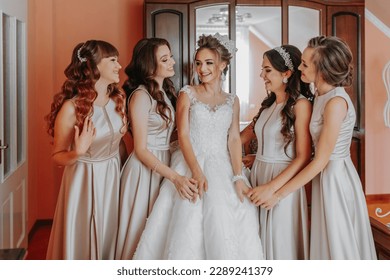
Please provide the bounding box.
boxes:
[133,86,263,260]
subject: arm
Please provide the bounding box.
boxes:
[176,89,208,198]
[228,96,250,202]
[262,96,348,209]
[130,90,197,200]
[240,121,257,168]
[52,100,96,166]
[247,98,312,206]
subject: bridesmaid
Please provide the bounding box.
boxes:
[114,38,196,260]
[260,36,377,260]
[242,45,312,259]
[45,40,127,259]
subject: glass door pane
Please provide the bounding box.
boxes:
[235,6,281,123]
[288,6,320,52]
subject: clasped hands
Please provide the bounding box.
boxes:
[246,183,280,210]
[174,171,208,203]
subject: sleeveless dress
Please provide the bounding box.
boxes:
[250,96,309,260]
[133,85,263,260]
[114,85,175,260]
[46,99,124,260]
[309,87,376,259]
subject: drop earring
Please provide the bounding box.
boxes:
[221,72,226,81]
[282,77,288,84]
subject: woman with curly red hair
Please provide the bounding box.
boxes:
[45,40,127,259]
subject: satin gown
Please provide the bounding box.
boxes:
[133,86,263,260]
[114,86,175,260]
[309,87,376,259]
[46,99,124,260]
[250,95,309,260]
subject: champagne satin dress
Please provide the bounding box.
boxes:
[46,99,125,260]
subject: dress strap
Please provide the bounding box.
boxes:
[128,85,155,109]
[179,85,195,104]
[226,92,236,107]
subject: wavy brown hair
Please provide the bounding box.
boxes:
[307,35,353,87]
[253,45,312,156]
[122,38,176,132]
[45,40,126,137]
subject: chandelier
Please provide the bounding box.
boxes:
[207,7,251,25]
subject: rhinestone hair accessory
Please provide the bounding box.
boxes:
[77,46,87,63]
[213,33,238,55]
[274,46,294,72]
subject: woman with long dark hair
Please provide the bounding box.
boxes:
[115,38,196,259]
[241,45,313,259]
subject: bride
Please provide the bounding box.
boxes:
[133,33,263,260]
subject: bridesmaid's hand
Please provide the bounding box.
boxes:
[247,184,274,207]
[242,154,255,169]
[192,171,208,199]
[234,180,250,203]
[261,193,280,210]
[74,116,96,156]
[173,175,198,201]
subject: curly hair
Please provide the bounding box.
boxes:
[307,35,353,87]
[45,40,126,137]
[191,34,233,84]
[122,38,176,133]
[253,45,312,156]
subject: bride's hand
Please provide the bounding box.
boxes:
[192,171,208,199]
[234,180,250,203]
[173,175,198,201]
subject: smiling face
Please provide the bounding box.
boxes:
[260,55,286,93]
[298,47,317,84]
[154,44,175,79]
[195,48,226,84]
[97,56,121,84]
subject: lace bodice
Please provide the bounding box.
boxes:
[180,85,235,158]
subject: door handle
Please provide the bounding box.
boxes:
[0,141,8,164]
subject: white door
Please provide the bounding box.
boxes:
[0,0,28,250]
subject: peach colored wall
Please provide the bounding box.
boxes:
[27,0,143,232]
[365,17,390,195]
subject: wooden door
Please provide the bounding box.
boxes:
[0,0,28,250]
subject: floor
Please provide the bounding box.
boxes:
[25,223,52,260]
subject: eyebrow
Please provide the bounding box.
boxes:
[159,54,170,60]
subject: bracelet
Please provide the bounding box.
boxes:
[152,162,160,172]
[232,174,246,183]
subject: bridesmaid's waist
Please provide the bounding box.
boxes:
[255,154,292,164]
[147,144,170,151]
[328,153,350,161]
[77,151,119,163]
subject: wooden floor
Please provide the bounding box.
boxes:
[25,221,52,260]
[23,196,390,260]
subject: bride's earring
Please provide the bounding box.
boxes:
[221,71,226,81]
[282,77,288,84]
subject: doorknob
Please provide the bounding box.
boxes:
[0,140,8,165]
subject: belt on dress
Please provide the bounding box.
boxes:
[77,151,119,163]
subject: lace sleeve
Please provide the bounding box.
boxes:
[178,85,195,103]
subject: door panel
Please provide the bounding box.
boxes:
[0,0,28,250]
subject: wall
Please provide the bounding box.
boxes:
[365,0,390,195]
[27,0,143,232]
